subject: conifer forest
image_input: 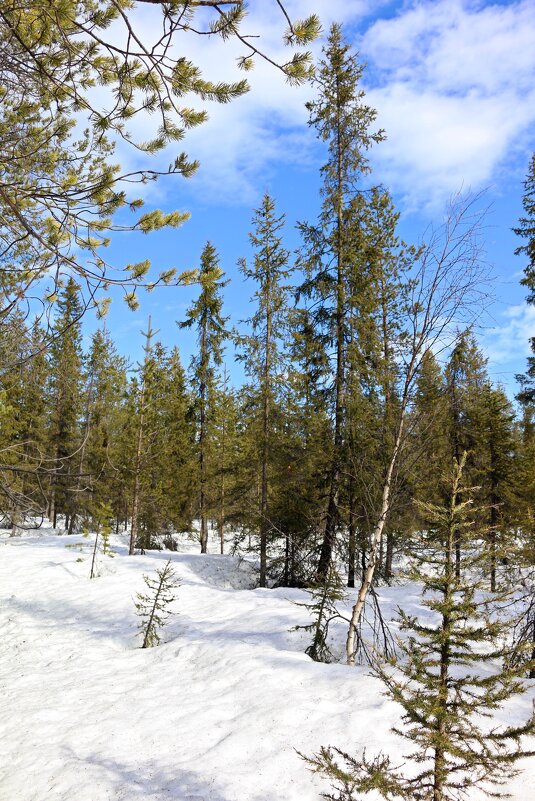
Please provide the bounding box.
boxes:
[1,3,535,801]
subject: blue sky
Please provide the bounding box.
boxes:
[84,0,535,397]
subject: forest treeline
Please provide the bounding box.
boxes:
[1,26,535,597]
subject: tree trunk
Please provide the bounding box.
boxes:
[199,319,208,555]
[385,530,394,580]
[347,488,355,588]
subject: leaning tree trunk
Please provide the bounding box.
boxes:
[346,414,404,664]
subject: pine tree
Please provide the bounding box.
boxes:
[135,560,179,649]
[238,193,291,586]
[180,241,230,553]
[307,455,535,801]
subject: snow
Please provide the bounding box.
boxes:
[1,531,534,801]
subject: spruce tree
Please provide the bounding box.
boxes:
[210,368,240,555]
[299,23,385,582]
[515,153,535,315]
[444,331,489,577]
[180,241,230,554]
[475,383,518,591]
[47,278,84,530]
[238,193,291,586]
[129,319,156,555]
[280,307,332,585]
[307,455,535,801]
[158,346,196,538]
[83,326,129,532]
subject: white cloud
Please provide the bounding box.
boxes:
[92,1,535,211]
[481,302,535,368]
[362,0,535,207]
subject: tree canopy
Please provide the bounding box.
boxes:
[0,0,320,321]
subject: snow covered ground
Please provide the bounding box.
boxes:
[1,531,534,801]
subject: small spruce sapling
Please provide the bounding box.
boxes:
[135,560,179,648]
[305,455,535,801]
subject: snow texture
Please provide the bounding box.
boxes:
[1,530,534,801]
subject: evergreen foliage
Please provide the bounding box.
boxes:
[180,242,230,553]
[238,193,291,586]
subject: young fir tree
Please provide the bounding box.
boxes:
[307,455,535,801]
[180,241,230,554]
[296,563,346,663]
[135,560,179,649]
[299,23,385,582]
[47,278,84,529]
[89,502,115,579]
[238,193,291,586]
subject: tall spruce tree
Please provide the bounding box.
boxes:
[299,23,385,582]
[180,241,229,554]
[0,313,48,525]
[129,319,156,554]
[238,193,291,586]
[344,187,411,583]
[47,278,84,530]
[158,346,196,538]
